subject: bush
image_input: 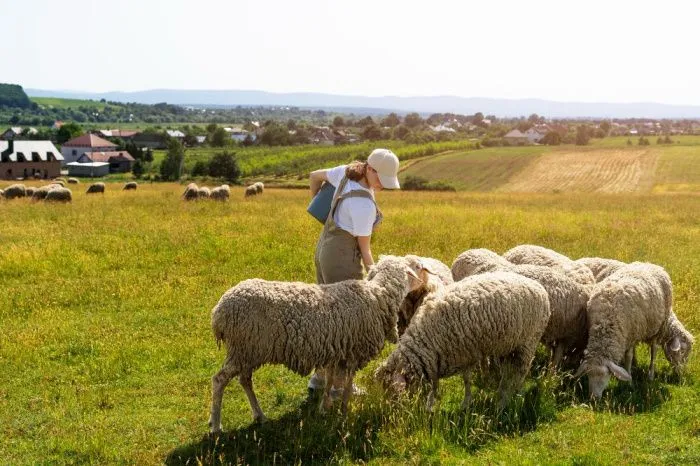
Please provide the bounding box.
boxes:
[402,175,456,191]
[208,151,241,183]
[638,137,650,146]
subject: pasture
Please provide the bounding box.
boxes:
[1,182,699,464]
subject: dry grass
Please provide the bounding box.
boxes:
[499,149,660,193]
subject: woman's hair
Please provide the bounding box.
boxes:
[345,161,368,182]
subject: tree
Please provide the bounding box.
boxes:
[144,148,154,163]
[381,113,400,127]
[211,127,230,147]
[160,139,184,181]
[259,123,291,146]
[208,151,241,183]
[241,134,255,147]
[332,116,345,127]
[56,122,84,144]
[404,112,423,129]
[132,159,144,178]
[125,140,142,161]
[600,120,611,136]
[362,125,382,141]
[206,123,218,133]
[357,116,375,127]
[541,131,562,145]
[191,160,209,176]
[393,125,411,140]
[575,125,590,146]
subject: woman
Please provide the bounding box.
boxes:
[307,148,401,396]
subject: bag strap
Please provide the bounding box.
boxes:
[324,175,350,226]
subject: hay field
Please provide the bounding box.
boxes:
[1,184,699,464]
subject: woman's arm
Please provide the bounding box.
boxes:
[357,235,374,272]
[309,169,329,197]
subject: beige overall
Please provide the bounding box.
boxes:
[309,175,382,392]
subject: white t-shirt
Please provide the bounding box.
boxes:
[326,165,377,237]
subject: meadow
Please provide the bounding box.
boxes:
[1,180,699,464]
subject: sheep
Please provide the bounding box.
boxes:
[398,255,453,335]
[376,271,551,411]
[244,185,258,197]
[25,187,36,197]
[208,255,426,431]
[0,188,4,198]
[453,249,591,368]
[44,187,72,203]
[197,187,211,199]
[86,182,105,194]
[253,181,264,194]
[451,248,513,280]
[182,182,199,201]
[31,185,57,201]
[658,310,695,375]
[503,244,595,286]
[574,257,626,283]
[51,179,66,187]
[68,178,80,184]
[210,185,230,201]
[574,262,675,398]
[123,181,138,191]
[3,184,26,199]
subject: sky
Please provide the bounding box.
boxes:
[2,0,699,105]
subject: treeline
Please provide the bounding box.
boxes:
[0,83,33,109]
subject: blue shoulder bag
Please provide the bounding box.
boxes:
[307,181,336,224]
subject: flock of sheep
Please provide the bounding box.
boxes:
[208,244,694,433]
[181,181,264,201]
[0,178,139,203]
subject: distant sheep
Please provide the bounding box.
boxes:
[574,257,626,283]
[210,185,230,201]
[575,262,676,398]
[503,244,595,286]
[86,182,105,194]
[68,178,80,184]
[398,255,454,335]
[123,181,138,191]
[197,187,211,199]
[3,184,26,200]
[376,271,551,411]
[31,185,57,201]
[244,185,258,197]
[45,187,73,203]
[51,179,66,187]
[0,188,4,198]
[253,182,264,194]
[208,255,425,430]
[182,183,199,201]
[25,187,36,197]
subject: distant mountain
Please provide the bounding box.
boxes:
[25,88,700,118]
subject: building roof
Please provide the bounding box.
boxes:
[66,162,110,167]
[62,133,117,148]
[504,129,528,138]
[98,129,140,138]
[3,127,38,136]
[0,140,64,162]
[166,130,185,137]
[80,151,135,163]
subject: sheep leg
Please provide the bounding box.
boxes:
[209,362,237,433]
[497,346,533,411]
[239,371,266,423]
[624,347,634,377]
[550,344,565,372]
[320,367,335,413]
[341,368,356,417]
[461,369,473,410]
[648,344,657,381]
[426,378,439,412]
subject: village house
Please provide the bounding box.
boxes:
[132,132,168,149]
[0,140,63,180]
[166,130,185,139]
[1,127,38,140]
[77,151,135,173]
[66,162,110,177]
[309,126,334,145]
[503,129,531,145]
[97,129,140,140]
[525,128,545,143]
[60,134,118,165]
[224,127,252,142]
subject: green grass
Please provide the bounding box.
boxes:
[31,97,121,111]
[1,185,699,464]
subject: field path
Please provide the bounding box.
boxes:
[499,149,659,193]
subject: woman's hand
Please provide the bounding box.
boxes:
[309,169,329,197]
[357,236,374,272]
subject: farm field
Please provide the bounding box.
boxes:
[1,184,699,464]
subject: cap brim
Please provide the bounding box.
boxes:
[378,173,400,189]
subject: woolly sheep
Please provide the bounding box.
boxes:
[658,310,695,374]
[86,182,105,194]
[197,187,211,199]
[45,187,72,203]
[123,181,138,190]
[25,187,36,197]
[3,184,26,199]
[210,185,230,201]
[453,249,590,367]
[182,182,199,201]
[68,178,80,184]
[208,255,425,431]
[503,244,595,286]
[376,271,551,411]
[253,181,264,194]
[398,255,454,335]
[574,262,675,398]
[51,179,66,187]
[244,185,258,197]
[574,257,626,283]
[31,185,57,201]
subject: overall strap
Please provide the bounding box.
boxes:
[324,175,350,227]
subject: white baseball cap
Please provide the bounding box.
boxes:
[367,148,400,189]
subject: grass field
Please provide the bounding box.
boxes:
[31,97,121,111]
[1,183,699,464]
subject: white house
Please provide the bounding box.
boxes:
[525,128,545,143]
[60,134,117,165]
[224,127,253,142]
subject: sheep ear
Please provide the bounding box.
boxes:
[606,360,632,381]
[406,268,421,282]
[573,361,588,378]
[669,337,681,352]
[391,373,407,392]
[418,260,437,275]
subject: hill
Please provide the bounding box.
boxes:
[0,83,32,108]
[26,88,700,118]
